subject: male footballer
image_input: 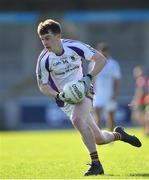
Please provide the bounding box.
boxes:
[36,19,142,176]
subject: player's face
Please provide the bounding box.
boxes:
[40,32,60,52]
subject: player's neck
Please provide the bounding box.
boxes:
[54,42,64,56]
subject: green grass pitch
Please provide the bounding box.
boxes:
[0,128,149,179]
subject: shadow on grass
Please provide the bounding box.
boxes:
[104,173,149,178]
[130,173,149,177]
[105,174,120,177]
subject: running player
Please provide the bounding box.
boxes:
[36,19,142,176]
[93,42,121,131]
[131,66,149,136]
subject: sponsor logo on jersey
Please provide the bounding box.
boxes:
[54,65,79,76]
[53,61,61,66]
[60,56,69,64]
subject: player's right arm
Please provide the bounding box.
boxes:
[36,54,58,98]
[37,82,68,102]
[38,83,58,98]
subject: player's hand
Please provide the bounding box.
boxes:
[56,92,75,104]
[79,74,93,94]
[56,92,65,102]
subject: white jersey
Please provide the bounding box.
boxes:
[36,39,96,107]
[94,57,121,100]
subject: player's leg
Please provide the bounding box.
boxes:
[93,94,104,127]
[105,100,117,131]
[87,112,142,147]
[94,107,103,127]
[70,97,104,176]
[107,111,115,131]
[113,126,142,147]
[70,97,96,153]
[87,112,115,144]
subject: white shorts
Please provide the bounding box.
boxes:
[93,97,117,112]
[60,103,75,119]
[60,96,93,119]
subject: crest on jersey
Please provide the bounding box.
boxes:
[70,56,76,61]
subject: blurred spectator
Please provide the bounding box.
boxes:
[130,66,149,136]
[93,42,121,131]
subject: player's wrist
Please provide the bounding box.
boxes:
[56,92,66,102]
[55,93,61,101]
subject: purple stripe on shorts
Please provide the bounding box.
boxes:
[45,57,64,107]
[67,46,85,59]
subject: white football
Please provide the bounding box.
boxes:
[63,80,86,104]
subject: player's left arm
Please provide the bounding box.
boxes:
[79,45,107,92]
[80,51,107,94]
[89,51,107,78]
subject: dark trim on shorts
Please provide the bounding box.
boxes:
[86,95,93,101]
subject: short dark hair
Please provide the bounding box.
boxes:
[37,19,61,35]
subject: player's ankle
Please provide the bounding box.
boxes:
[113,132,122,141]
[90,151,100,162]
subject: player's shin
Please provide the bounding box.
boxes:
[72,117,97,153]
[86,113,115,144]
